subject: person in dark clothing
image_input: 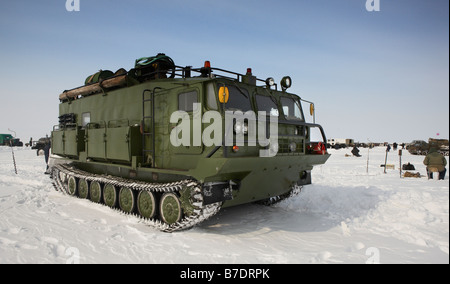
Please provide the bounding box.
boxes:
[423,148,447,180]
[351,146,361,157]
[44,140,51,174]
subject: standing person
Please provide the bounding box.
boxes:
[423,148,447,180]
[383,143,391,174]
[44,139,51,174]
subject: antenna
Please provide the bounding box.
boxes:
[366,138,371,174]
[8,128,16,137]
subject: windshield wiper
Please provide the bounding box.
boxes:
[263,88,279,107]
[232,82,249,99]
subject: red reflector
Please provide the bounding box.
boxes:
[312,142,326,155]
[204,61,211,68]
[232,145,239,152]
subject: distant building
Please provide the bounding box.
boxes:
[327,138,354,148]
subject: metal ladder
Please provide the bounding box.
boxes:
[142,88,157,167]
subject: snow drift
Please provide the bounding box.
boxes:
[0,146,448,264]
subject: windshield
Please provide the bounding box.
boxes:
[256,94,279,116]
[281,97,304,120]
[221,84,252,112]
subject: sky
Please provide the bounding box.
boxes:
[0,0,448,144]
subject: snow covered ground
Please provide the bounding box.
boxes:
[0,146,448,264]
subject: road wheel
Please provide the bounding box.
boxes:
[104,184,118,208]
[78,178,89,199]
[67,176,77,196]
[90,181,102,203]
[137,191,156,219]
[160,193,182,224]
[119,187,135,213]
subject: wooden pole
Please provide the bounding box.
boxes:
[10,141,17,174]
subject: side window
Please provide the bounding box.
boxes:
[206,82,218,110]
[81,112,91,127]
[178,90,198,112]
[281,97,304,120]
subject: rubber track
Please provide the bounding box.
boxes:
[51,164,222,232]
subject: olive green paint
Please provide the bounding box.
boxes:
[52,73,330,208]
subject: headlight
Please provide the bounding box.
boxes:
[289,142,297,152]
[234,121,242,134]
[265,77,275,87]
[234,121,248,135]
[281,76,292,91]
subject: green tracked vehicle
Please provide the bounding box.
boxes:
[50,53,330,232]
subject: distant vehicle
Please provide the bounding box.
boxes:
[428,138,449,156]
[406,140,428,155]
[0,134,23,147]
[0,134,13,145]
[407,139,449,156]
[31,137,51,155]
[327,138,354,149]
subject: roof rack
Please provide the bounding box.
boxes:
[59,61,280,102]
[171,64,268,87]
